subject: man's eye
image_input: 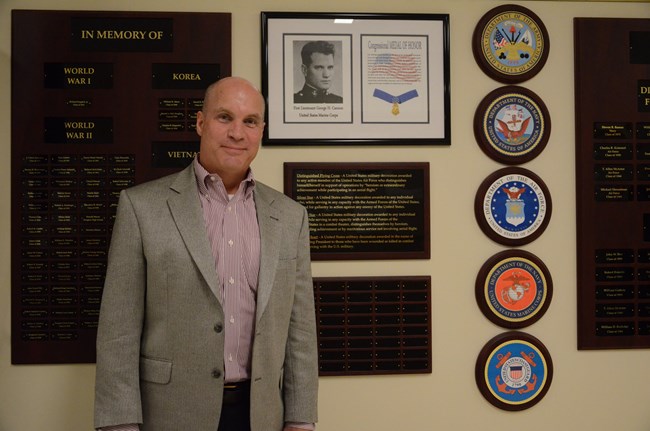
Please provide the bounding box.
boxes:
[244,119,260,128]
[217,114,231,122]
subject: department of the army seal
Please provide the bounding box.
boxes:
[472,4,550,83]
[475,331,553,411]
[474,85,551,165]
[474,167,552,246]
[475,250,553,328]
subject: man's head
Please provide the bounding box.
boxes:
[300,41,336,91]
[196,77,265,192]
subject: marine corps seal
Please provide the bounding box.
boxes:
[475,250,553,328]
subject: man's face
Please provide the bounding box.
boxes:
[303,52,335,91]
[196,79,265,184]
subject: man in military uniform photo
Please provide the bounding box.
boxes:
[294,41,343,104]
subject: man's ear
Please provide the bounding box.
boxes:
[301,63,308,77]
[196,110,204,136]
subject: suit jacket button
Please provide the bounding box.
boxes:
[214,323,223,333]
[211,369,221,379]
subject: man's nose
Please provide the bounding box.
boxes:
[228,121,244,140]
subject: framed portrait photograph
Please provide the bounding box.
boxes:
[261,12,450,145]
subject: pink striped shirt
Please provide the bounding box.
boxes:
[193,158,260,383]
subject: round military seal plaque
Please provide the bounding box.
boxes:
[475,250,553,328]
[474,167,552,246]
[475,331,553,411]
[474,85,551,165]
[472,4,550,84]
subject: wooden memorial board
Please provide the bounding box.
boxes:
[11,10,231,363]
[575,18,650,349]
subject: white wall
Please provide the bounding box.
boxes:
[1,0,649,430]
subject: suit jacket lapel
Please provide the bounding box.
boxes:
[167,165,221,301]
[254,185,281,323]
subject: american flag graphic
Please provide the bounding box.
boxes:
[369,53,420,83]
[493,29,508,48]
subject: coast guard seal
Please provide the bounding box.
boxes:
[475,331,553,410]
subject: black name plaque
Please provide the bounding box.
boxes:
[71,17,174,52]
[593,122,634,140]
[44,63,114,89]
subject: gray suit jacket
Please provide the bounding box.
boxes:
[94,164,318,431]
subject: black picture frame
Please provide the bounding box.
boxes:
[261,12,450,145]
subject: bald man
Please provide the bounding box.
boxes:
[94,77,318,431]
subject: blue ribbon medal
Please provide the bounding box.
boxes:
[372,89,419,115]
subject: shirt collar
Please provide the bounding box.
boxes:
[193,156,256,201]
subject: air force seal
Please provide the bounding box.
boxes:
[475,331,553,410]
[476,250,553,328]
[475,167,552,246]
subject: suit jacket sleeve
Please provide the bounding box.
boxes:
[282,205,319,423]
[94,189,146,428]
